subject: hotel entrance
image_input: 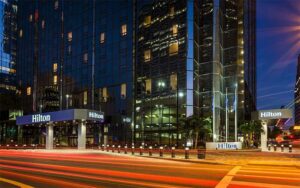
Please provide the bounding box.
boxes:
[16,109,104,150]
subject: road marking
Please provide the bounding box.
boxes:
[215,166,241,188]
[231,181,300,188]
[0,177,34,188]
[236,174,300,181]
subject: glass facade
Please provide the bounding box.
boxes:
[134,0,200,146]
[135,0,256,145]
[16,0,133,146]
[0,0,17,94]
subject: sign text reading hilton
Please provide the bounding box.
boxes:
[32,114,51,123]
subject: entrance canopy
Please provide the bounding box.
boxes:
[252,109,293,120]
[16,109,104,125]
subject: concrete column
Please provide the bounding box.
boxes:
[261,121,268,151]
[46,124,54,150]
[78,121,86,150]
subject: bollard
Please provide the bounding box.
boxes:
[149,146,152,156]
[289,145,292,153]
[112,145,115,153]
[101,144,105,151]
[171,147,175,158]
[197,149,206,159]
[185,147,189,159]
[281,144,284,152]
[124,146,128,154]
[139,146,143,155]
[118,145,121,153]
[159,146,163,157]
[274,144,277,152]
[106,145,109,152]
[268,144,271,151]
[131,146,135,155]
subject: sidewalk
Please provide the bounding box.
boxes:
[5,148,300,167]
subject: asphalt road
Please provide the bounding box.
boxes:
[0,150,299,188]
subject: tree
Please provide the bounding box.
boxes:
[239,120,264,147]
[269,126,283,139]
[179,115,212,149]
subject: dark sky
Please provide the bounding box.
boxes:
[257,0,300,111]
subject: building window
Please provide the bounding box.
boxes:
[145,79,152,94]
[54,0,59,10]
[26,87,31,96]
[41,20,45,29]
[83,53,88,63]
[170,73,177,90]
[121,83,126,99]
[121,24,127,36]
[170,7,175,17]
[100,32,105,43]
[169,42,178,55]
[144,50,151,62]
[172,24,178,36]
[144,16,151,27]
[53,63,57,72]
[53,75,57,85]
[100,87,108,102]
[29,14,33,22]
[83,91,87,105]
[68,32,72,42]
[19,29,23,38]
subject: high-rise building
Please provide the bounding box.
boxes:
[0,0,19,144]
[295,55,300,124]
[16,0,133,145]
[134,0,256,146]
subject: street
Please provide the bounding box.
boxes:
[0,150,299,188]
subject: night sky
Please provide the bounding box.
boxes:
[257,0,300,112]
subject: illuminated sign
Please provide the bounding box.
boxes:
[32,114,51,123]
[260,112,282,118]
[252,109,293,120]
[88,112,103,119]
[206,142,242,150]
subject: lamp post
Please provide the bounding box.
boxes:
[234,83,238,142]
[66,94,69,109]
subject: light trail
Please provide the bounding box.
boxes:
[0,161,218,187]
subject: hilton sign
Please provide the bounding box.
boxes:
[32,114,51,123]
[252,109,292,120]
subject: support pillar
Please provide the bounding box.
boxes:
[78,121,86,150]
[261,121,268,151]
[46,124,54,150]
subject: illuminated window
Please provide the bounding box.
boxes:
[170,74,177,90]
[100,32,105,43]
[121,24,127,36]
[169,42,178,55]
[145,79,152,94]
[170,7,175,17]
[53,75,57,85]
[41,20,45,29]
[144,50,151,62]
[68,32,72,42]
[100,87,108,102]
[172,24,178,36]
[83,53,88,63]
[53,63,57,72]
[26,87,31,96]
[83,91,87,105]
[121,83,126,99]
[54,0,58,10]
[144,16,151,27]
[19,29,23,38]
[29,14,32,22]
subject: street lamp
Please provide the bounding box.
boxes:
[66,94,70,109]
